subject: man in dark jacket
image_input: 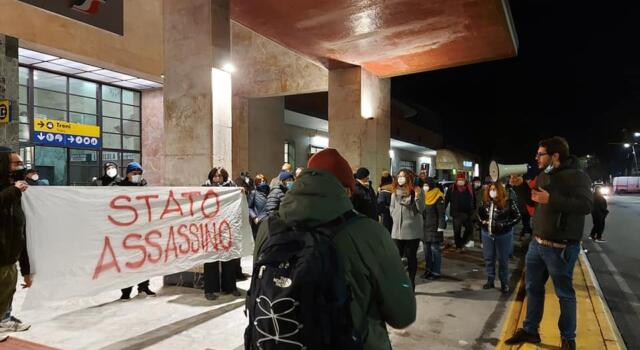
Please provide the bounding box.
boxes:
[506,137,592,350]
[92,162,122,186]
[118,162,156,300]
[252,149,416,350]
[264,171,294,216]
[351,167,378,220]
[589,186,608,242]
[445,173,475,251]
[0,147,32,334]
[507,174,534,237]
[377,171,394,233]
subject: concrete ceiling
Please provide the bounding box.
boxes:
[230,0,517,78]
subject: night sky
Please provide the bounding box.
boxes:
[392,0,640,175]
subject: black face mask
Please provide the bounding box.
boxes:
[10,166,27,181]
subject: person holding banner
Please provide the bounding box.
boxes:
[91,162,122,187]
[0,147,32,333]
[118,162,156,300]
[203,167,241,300]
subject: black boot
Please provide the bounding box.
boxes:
[483,280,495,289]
[504,328,541,345]
[561,338,576,350]
[138,286,157,297]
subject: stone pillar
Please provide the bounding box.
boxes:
[0,34,19,149]
[141,88,164,185]
[232,95,249,178]
[328,67,390,188]
[162,0,232,186]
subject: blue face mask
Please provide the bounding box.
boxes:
[286,182,294,190]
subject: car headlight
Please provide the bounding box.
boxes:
[599,187,610,195]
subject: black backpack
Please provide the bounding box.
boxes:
[244,210,364,350]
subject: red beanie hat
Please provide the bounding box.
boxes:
[307,148,356,192]
[456,172,466,181]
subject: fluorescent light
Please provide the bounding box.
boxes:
[18,56,42,65]
[93,69,136,80]
[222,63,236,73]
[128,78,162,88]
[112,81,150,89]
[18,48,58,61]
[389,150,395,158]
[33,62,83,74]
[76,72,119,83]
[50,59,100,72]
[311,135,329,148]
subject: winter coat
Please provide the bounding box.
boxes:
[377,185,393,233]
[0,185,29,275]
[507,182,533,217]
[390,188,425,240]
[531,156,593,242]
[118,177,148,187]
[423,194,446,242]
[352,181,378,220]
[248,184,270,224]
[92,175,122,186]
[445,183,475,216]
[477,194,522,235]
[254,169,416,350]
[591,193,608,219]
[264,184,288,216]
[203,179,236,188]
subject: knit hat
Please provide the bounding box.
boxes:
[104,162,118,171]
[354,167,370,180]
[126,162,144,174]
[279,171,294,181]
[307,148,356,192]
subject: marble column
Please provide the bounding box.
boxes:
[0,34,19,149]
[162,0,232,186]
[328,67,390,188]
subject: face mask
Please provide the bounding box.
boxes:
[423,186,430,192]
[544,164,554,174]
[489,190,498,199]
[10,166,27,181]
[131,174,143,184]
[286,182,294,190]
[106,168,118,178]
[397,176,406,186]
[473,182,481,189]
[457,180,465,187]
[31,174,39,182]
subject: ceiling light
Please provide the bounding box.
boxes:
[624,143,631,148]
[93,69,136,80]
[18,56,41,65]
[76,72,120,83]
[33,62,83,75]
[128,78,162,88]
[18,48,58,61]
[50,59,100,72]
[222,63,236,73]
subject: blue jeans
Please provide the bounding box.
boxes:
[481,229,512,286]
[523,239,580,340]
[424,241,442,275]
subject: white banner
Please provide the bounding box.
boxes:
[21,186,252,308]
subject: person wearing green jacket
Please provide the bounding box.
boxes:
[253,148,416,350]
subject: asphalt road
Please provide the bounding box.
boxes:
[583,194,640,350]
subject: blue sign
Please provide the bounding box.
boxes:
[33,131,101,149]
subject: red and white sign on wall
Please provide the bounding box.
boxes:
[21,186,252,308]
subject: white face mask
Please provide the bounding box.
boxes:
[423,185,429,192]
[397,176,406,186]
[457,180,465,187]
[131,174,143,184]
[489,190,498,199]
[106,168,118,178]
[31,174,39,181]
[544,164,554,174]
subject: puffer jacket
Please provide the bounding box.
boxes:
[423,192,446,242]
[477,190,521,235]
[0,185,26,269]
[248,184,270,224]
[390,188,425,240]
[377,185,393,233]
[531,156,593,241]
[264,184,288,216]
[254,169,416,350]
[352,181,378,220]
[92,175,122,186]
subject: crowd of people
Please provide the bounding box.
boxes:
[0,136,599,350]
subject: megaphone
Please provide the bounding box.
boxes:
[489,161,529,182]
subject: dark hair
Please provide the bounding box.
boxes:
[26,169,37,175]
[539,136,570,162]
[208,167,229,183]
[425,177,436,189]
[380,173,393,186]
[393,168,415,192]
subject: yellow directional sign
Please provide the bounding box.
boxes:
[34,118,100,137]
[0,100,10,124]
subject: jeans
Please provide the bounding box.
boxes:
[0,264,17,322]
[394,239,420,290]
[453,213,473,248]
[481,229,512,286]
[424,241,442,275]
[523,239,580,340]
[521,214,532,234]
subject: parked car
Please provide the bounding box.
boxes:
[612,176,640,194]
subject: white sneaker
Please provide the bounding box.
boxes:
[595,239,607,243]
[465,241,475,248]
[0,317,31,333]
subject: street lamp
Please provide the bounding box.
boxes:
[624,143,631,148]
[634,132,640,138]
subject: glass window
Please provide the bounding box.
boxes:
[122,105,140,121]
[102,85,121,103]
[19,85,28,104]
[122,120,140,136]
[19,104,28,123]
[122,152,140,164]
[34,106,67,121]
[69,149,99,186]
[34,70,66,93]
[34,88,67,110]
[19,124,30,142]
[34,146,67,185]
[122,90,140,106]
[102,101,121,118]
[102,151,121,167]
[69,78,97,98]
[19,67,29,86]
[123,135,140,151]
[102,117,121,133]
[69,95,97,115]
[69,113,97,126]
[102,133,121,149]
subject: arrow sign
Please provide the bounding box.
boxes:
[37,132,45,141]
[55,134,63,142]
[67,136,75,144]
[38,120,45,128]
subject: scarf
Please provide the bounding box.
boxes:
[425,188,444,205]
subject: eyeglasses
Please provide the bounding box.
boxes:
[535,152,548,158]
